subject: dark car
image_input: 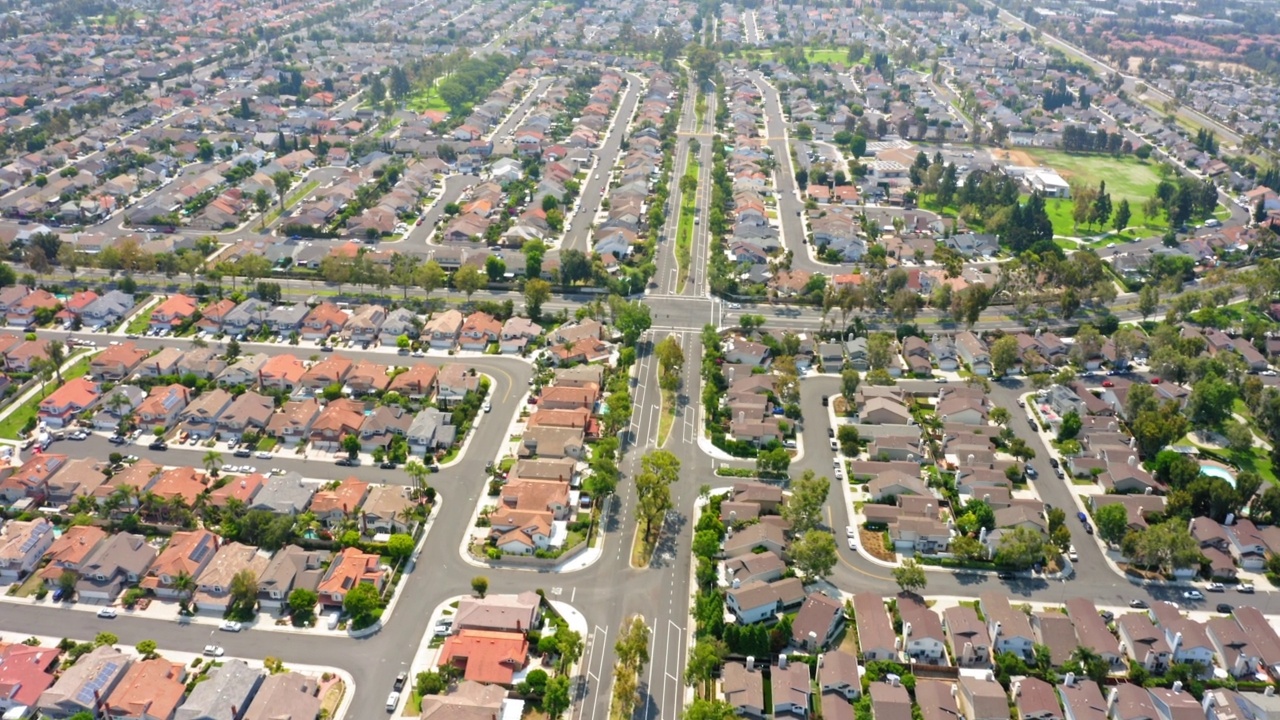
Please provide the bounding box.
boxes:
[827,428,835,438]
[1216,603,1233,614]
[1077,511,1088,522]
[1084,523,1094,535]
[149,441,168,451]
[997,571,1015,580]
[1049,458,1060,469]
[1100,610,1115,623]
[335,458,356,467]
[379,461,398,469]
[1028,419,1038,431]
[1024,465,1038,479]
[321,345,335,352]
[821,395,829,407]
[1130,599,1149,608]
[394,672,408,691]
[233,448,252,458]
[109,435,127,445]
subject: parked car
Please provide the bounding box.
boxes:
[1206,582,1226,592]
[1183,590,1204,601]
[1217,603,1234,614]
[203,645,225,657]
[219,621,242,632]
[1238,583,1255,594]
[149,441,168,451]
[255,451,272,459]
[1129,599,1148,609]
[386,692,401,712]
[97,608,118,619]
[394,672,408,691]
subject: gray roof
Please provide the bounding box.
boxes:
[175,659,264,720]
[266,302,308,328]
[225,300,273,327]
[249,474,315,514]
[242,672,319,720]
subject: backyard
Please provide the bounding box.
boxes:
[0,354,94,439]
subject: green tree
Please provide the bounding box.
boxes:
[1188,376,1236,429]
[271,171,293,210]
[523,278,551,322]
[94,632,118,647]
[841,368,860,400]
[341,434,360,459]
[990,335,1020,377]
[1131,520,1203,575]
[454,264,486,301]
[485,255,506,282]
[893,559,927,594]
[684,699,739,720]
[655,335,685,391]
[1113,199,1132,232]
[1138,283,1159,321]
[417,260,447,295]
[471,576,489,597]
[615,615,651,672]
[416,670,447,696]
[995,527,1048,569]
[287,588,318,621]
[838,425,860,455]
[1057,410,1082,442]
[543,676,571,720]
[135,639,158,658]
[229,568,258,615]
[612,299,653,345]
[342,582,382,622]
[386,534,414,563]
[790,530,838,580]
[781,470,830,533]
[1094,503,1129,546]
[685,638,728,694]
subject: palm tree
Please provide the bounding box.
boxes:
[202,450,223,476]
[46,340,67,384]
[404,459,428,493]
[172,570,196,612]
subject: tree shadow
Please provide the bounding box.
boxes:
[648,511,688,569]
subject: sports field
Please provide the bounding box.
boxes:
[1020,149,1163,202]
[996,148,1167,237]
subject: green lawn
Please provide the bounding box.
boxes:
[675,149,699,291]
[125,306,155,335]
[1043,197,1165,239]
[407,87,449,114]
[1023,149,1163,201]
[256,436,277,452]
[0,355,93,439]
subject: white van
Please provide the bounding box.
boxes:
[386,692,401,712]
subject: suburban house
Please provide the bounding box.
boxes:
[75,531,158,603]
[317,547,384,608]
[38,377,101,428]
[0,518,55,581]
[37,645,132,719]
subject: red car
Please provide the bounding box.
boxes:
[1150,377,1161,384]
[1102,380,1113,387]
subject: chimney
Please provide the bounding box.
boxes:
[1203,694,1216,714]
[746,656,755,670]
[1172,681,1183,694]
[904,622,912,637]
[1172,632,1182,655]
[778,654,787,669]
[1065,672,1075,687]
[1108,688,1119,708]
[889,674,900,688]
[1013,682,1021,698]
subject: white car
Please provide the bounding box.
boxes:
[847,538,857,550]
[846,526,856,538]
[1238,583,1255,594]
[97,608,118,619]
[255,451,272,459]
[202,645,225,657]
[727,302,741,309]
[1067,547,1078,562]
[482,402,492,413]
[219,621,243,632]
[1183,590,1204,601]
[834,467,844,480]
[1206,582,1225,592]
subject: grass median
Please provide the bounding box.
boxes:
[675,149,699,291]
